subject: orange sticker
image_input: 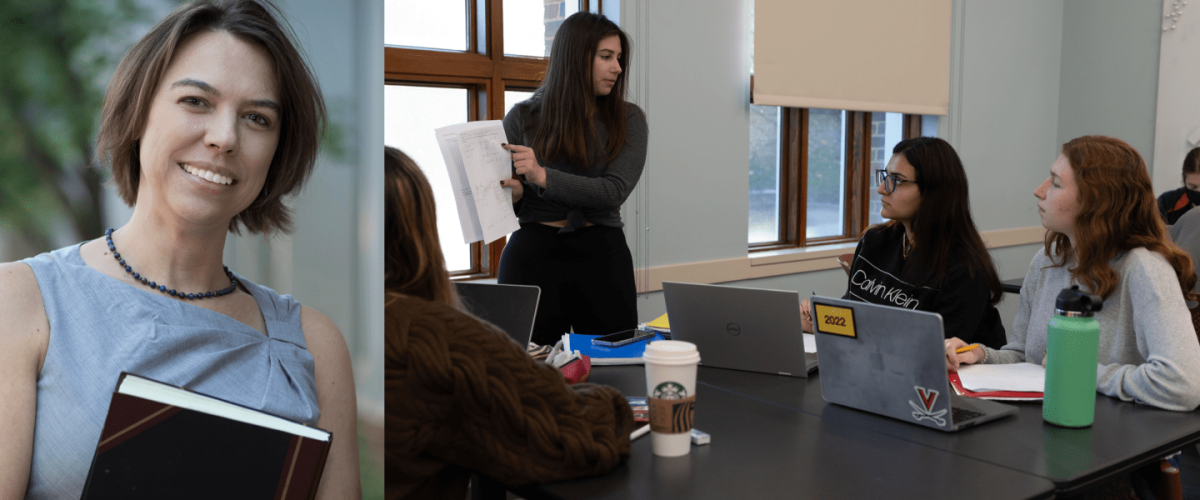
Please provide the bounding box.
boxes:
[814,303,857,338]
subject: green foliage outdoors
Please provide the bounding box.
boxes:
[0,0,346,259]
[0,0,152,255]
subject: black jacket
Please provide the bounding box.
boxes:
[1158,187,1199,225]
[841,224,1006,349]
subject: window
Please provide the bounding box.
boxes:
[748,107,929,249]
[384,0,600,277]
[748,0,930,249]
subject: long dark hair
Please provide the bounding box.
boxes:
[527,12,630,168]
[384,147,458,308]
[888,137,1002,304]
[1048,136,1196,301]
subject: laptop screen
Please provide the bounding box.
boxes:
[454,283,540,345]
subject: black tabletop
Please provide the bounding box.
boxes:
[620,366,1200,497]
[1002,277,1024,294]
[524,366,1056,500]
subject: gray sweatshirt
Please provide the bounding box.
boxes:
[502,99,648,233]
[984,248,1200,411]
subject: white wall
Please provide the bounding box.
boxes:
[1153,0,1199,193]
[1058,0,1161,168]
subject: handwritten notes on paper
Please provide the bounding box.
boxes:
[433,121,520,244]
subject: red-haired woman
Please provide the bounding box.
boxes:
[947,135,1200,411]
[498,12,647,346]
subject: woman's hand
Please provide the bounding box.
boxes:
[800,299,813,333]
[944,337,986,372]
[500,177,523,204]
[501,144,547,188]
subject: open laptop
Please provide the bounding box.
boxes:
[454,283,540,346]
[663,281,818,377]
[810,296,1016,432]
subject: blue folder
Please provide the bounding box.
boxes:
[564,333,666,365]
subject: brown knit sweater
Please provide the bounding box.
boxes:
[385,294,634,499]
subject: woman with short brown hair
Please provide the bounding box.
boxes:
[0,1,359,497]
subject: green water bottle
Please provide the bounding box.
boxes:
[1043,285,1103,427]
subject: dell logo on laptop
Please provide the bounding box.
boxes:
[726,323,741,336]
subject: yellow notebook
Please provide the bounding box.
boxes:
[645,313,669,330]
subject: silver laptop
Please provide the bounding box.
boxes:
[663,281,818,377]
[810,296,1016,432]
[454,283,540,346]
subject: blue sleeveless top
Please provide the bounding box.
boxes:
[21,243,321,499]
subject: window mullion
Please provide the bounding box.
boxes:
[795,108,808,247]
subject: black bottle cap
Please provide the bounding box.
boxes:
[1055,285,1103,316]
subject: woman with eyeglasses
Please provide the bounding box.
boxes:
[801,137,1006,349]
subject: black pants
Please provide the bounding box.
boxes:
[498,222,638,346]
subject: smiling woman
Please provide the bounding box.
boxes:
[0,1,360,499]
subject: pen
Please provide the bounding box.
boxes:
[631,424,651,441]
[955,344,980,354]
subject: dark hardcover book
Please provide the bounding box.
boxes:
[80,372,332,500]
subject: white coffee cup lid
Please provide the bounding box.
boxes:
[643,340,700,365]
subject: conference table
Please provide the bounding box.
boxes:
[512,365,1200,500]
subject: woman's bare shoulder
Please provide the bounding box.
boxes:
[0,261,50,371]
[299,306,353,379]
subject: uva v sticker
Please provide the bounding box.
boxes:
[909,386,948,427]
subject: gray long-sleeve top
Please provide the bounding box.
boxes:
[502,98,648,233]
[983,248,1200,411]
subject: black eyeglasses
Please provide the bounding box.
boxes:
[876,169,918,194]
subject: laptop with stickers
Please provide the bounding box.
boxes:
[454,283,541,346]
[663,281,818,378]
[809,296,1016,431]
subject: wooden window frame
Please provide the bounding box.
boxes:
[749,105,923,252]
[385,0,599,279]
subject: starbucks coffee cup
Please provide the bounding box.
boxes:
[642,340,700,457]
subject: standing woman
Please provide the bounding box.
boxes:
[0,1,359,497]
[499,12,648,346]
[947,136,1200,411]
[802,137,1006,349]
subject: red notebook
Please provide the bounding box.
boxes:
[81,372,332,499]
[949,372,1043,401]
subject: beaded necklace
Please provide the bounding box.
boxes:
[105,228,238,300]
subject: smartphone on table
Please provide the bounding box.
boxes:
[591,329,655,347]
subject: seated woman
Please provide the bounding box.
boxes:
[947,135,1200,411]
[1157,146,1200,224]
[802,137,1006,349]
[384,146,634,499]
[0,1,359,497]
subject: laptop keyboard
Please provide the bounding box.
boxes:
[951,407,985,424]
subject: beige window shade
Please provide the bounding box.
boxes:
[754,0,951,115]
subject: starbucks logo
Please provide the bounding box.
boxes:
[653,381,687,400]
